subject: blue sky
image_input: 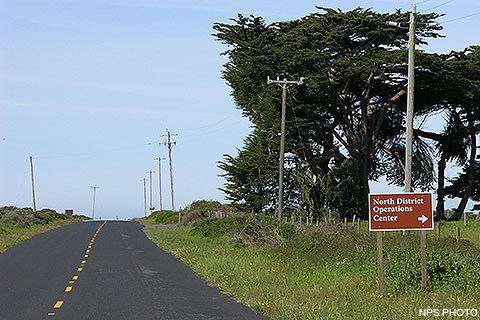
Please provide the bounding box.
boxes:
[1,0,479,219]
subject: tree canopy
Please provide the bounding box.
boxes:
[214,7,480,219]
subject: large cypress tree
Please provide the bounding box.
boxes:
[214,7,466,218]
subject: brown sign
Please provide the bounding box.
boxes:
[369,193,434,231]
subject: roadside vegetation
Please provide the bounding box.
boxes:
[138,201,480,320]
[137,210,178,225]
[213,7,479,223]
[0,206,85,253]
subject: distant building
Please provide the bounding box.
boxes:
[65,209,74,216]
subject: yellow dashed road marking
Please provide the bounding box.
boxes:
[48,221,107,316]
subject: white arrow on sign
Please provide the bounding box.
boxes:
[417,215,428,224]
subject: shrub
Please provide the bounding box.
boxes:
[1,208,34,226]
[152,211,178,224]
[0,206,72,227]
[34,209,59,225]
[181,200,237,223]
[191,215,295,245]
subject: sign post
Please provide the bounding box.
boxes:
[369,192,433,293]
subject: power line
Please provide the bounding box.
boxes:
[180,116,239,138]
[417,0,435,4]
[441,11,480,24]
[287,89,323,215]
[33,143,154,160]
[422,0,455,12]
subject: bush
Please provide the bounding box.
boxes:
[181,200,237,223]
[153,211,178,224]
[34,209,59,225]
[0,206,72,227]
[0,208,34,226]
[191,215,296,246]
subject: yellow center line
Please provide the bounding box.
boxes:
[48,222,108,316]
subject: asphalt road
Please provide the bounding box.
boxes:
[0,221,267,320]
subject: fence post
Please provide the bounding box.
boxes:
[456,227,461,243]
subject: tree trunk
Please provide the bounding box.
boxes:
[450,133,477,221]
[435,153,446,220]
[358,150,371,220]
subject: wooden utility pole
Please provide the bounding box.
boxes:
[90,185,99,220]
[163,129,177,212]
[29,156,37,212]
[388,5,428,290]
[267,76,305,221]
[154,157,166,211]
[405,4,416,194]
[141,178,148,217]
[147,170,155,213]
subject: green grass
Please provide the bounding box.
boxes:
[135,210,179,225]
[144,218,480,320]
[434,215,480,247]
[0,217,83,253]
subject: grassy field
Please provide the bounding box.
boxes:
[0,207,85,253]
[140,216,480,320]
[0,218,83,253]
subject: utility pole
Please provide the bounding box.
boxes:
[387,4,428,290]
[267,76,305,221]
[154,157,166,211]
[29,156,37,212]
[162,129,177,212]
[147,170,155,213]
[90,185,99,220]
[387,4,417,192]
[405,4,416,193]
[141,178,148,217]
